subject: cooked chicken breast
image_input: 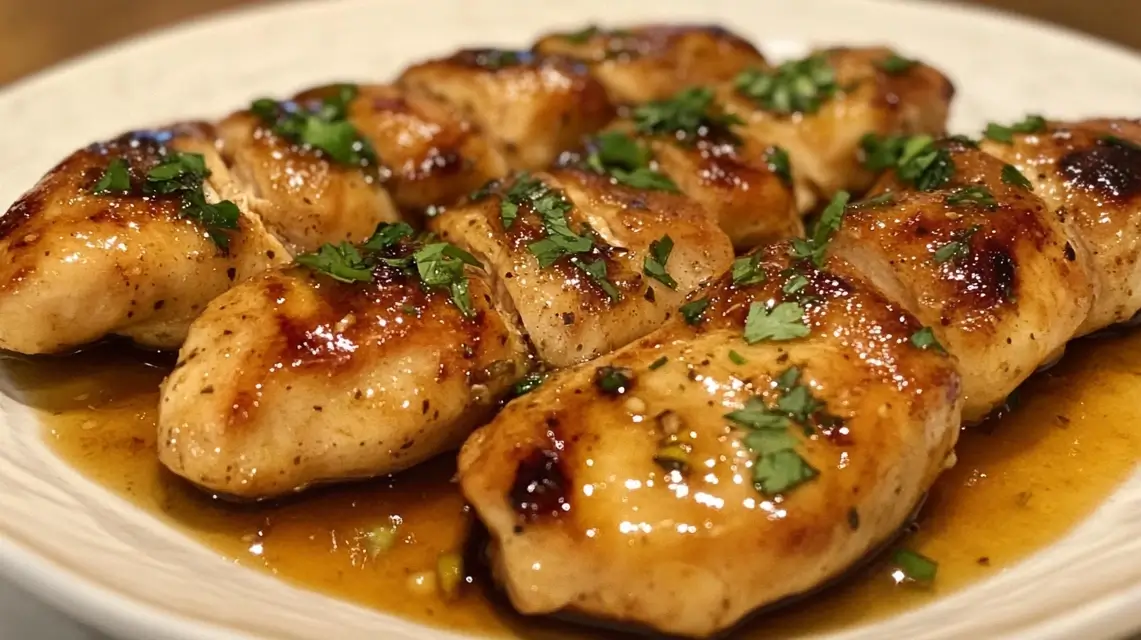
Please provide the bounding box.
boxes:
[217,88,402,253]
[459,243,961,638]
[0,125,288,354]
[721,47,954,211]
[430,169,734,367]
[398,50,615,170]
[533,24,765,104]
[980,119,1141,335]
[159,257,531,498]
[833,138,1092,421]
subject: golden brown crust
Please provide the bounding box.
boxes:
[398,50,616,170]
[534,24,765,104]
[458,243,960,637]
[981,119,1141,335]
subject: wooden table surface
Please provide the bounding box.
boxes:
[0,0,1136,86]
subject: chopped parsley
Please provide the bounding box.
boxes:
[571,256,621,301]
[782,272,809,295]
[764,146,792,184]
[648,356,668,370]
[933,225,981,264]
[144,151,240,250]
[472,49,525,70]
[725,366,830,496]
[1102,135,1141,151]
[296,242,373,283]
[500,175,593,265]
[595,366,633,395]
[892,549,938,583]
[633,87,743,143]
[734,55,838,114]
[1001,164,1033,190]
[849,193,895,210]
[945,185,997,210]
[790,191,850,266]
[744,301,809,344]
[728,350,748,365]
[250,84,377,167]
[860,134,954,191]
[562,25,600,44]
[680,298,710,325]
[511,372,546,397]
[984,114,1046,144]
[468,179,499,202]
[91,158,130,195]
[643,235,677,289]
[910,326,946,353]
[879,53,916,75]
[584,131,678,192]
[731,253,767,286]
[296,223,483,317]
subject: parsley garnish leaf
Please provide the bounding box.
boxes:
[413,243,483,317]
[933,225,981,264]
[764,146,792,184]
[860,134,954,191]
[91,158,131,195]
[643,235,677,290]
[790,190,850,266]
[250,85,377,167]
[910,326,946,353]
[562,25,600,44]
[984,114,1046,144]
[571,256,621,301]
[729,350,747,365]
[732,253,767,286]
[1001,164,1033,190]
[744,301,809,343]
[296,242,374,283]
[892,549,938,583]
[511,373,546,397]
[585,131,678,192]
[945,185,997,210]
[734,55,838,114]
[633,87,743,143]
[361,222,415,251]
[879,54,916,75]
[138,151,239,250]
[680,298,710,325]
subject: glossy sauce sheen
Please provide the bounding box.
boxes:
[10,326,1141,638]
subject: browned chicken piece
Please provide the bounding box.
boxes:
[430,169,734,368]
[533,24,765,104]
[980,118,1141,335]
[833,139,1092,422]
[159,244,531,498]
[217,87,401,253]
[0,125,288,355]
[459,243,961,638]
[398,50,615,170]
[721,47,954,211]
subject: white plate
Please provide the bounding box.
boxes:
[3,0,1141,638]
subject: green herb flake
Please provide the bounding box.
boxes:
[764,146,792,184]
[413,243,483,317]
[361,222,415,251]
[910,326,946,353]
[783,272,809,295]
[648,355,669,370]
[633,87,743,143]
[1001,164,1033,190]
[945,185,997,210]
[790,190,850,266]
[296,242,374,283]
[680,298,710,325]
[984,114,1046,144]
[91,158,131,195]
[562,25,600,44]
[849,192,895,210]
[728,350,748,365]
[141,151,240,250]
[468,179,499,202]
[879,53,916,75]
[731,253,767,286]
[892,549,938,583]
[511,372,547,397]
[642,235,678,290]
[595,366,633,395]
[933,225,982,264]
[744,301,809,344]
[585,131,679,192]
[734,55,838,115]
[250,85,377,167]
[571,256,621,301]
[860,134,954,191]
[1102,135,1141,151]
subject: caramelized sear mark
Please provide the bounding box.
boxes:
[1059,137,1141,202]
[511,433,570,521]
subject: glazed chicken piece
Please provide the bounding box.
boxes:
[159,238,531,498]
[459,243,962,638]
[217,83,507,251]
[980,118,1141,335]
[0,125,288,354]
[533,24,765,104]
[833,138,1093,421]
[398,50,615,170]
[720,47,954,211]
[430,169,734,367]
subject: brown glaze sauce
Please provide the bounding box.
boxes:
[6,325,1141,638]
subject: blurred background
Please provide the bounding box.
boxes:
[0,0,1136,85]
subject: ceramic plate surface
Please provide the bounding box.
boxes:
[3,0,1141,638]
